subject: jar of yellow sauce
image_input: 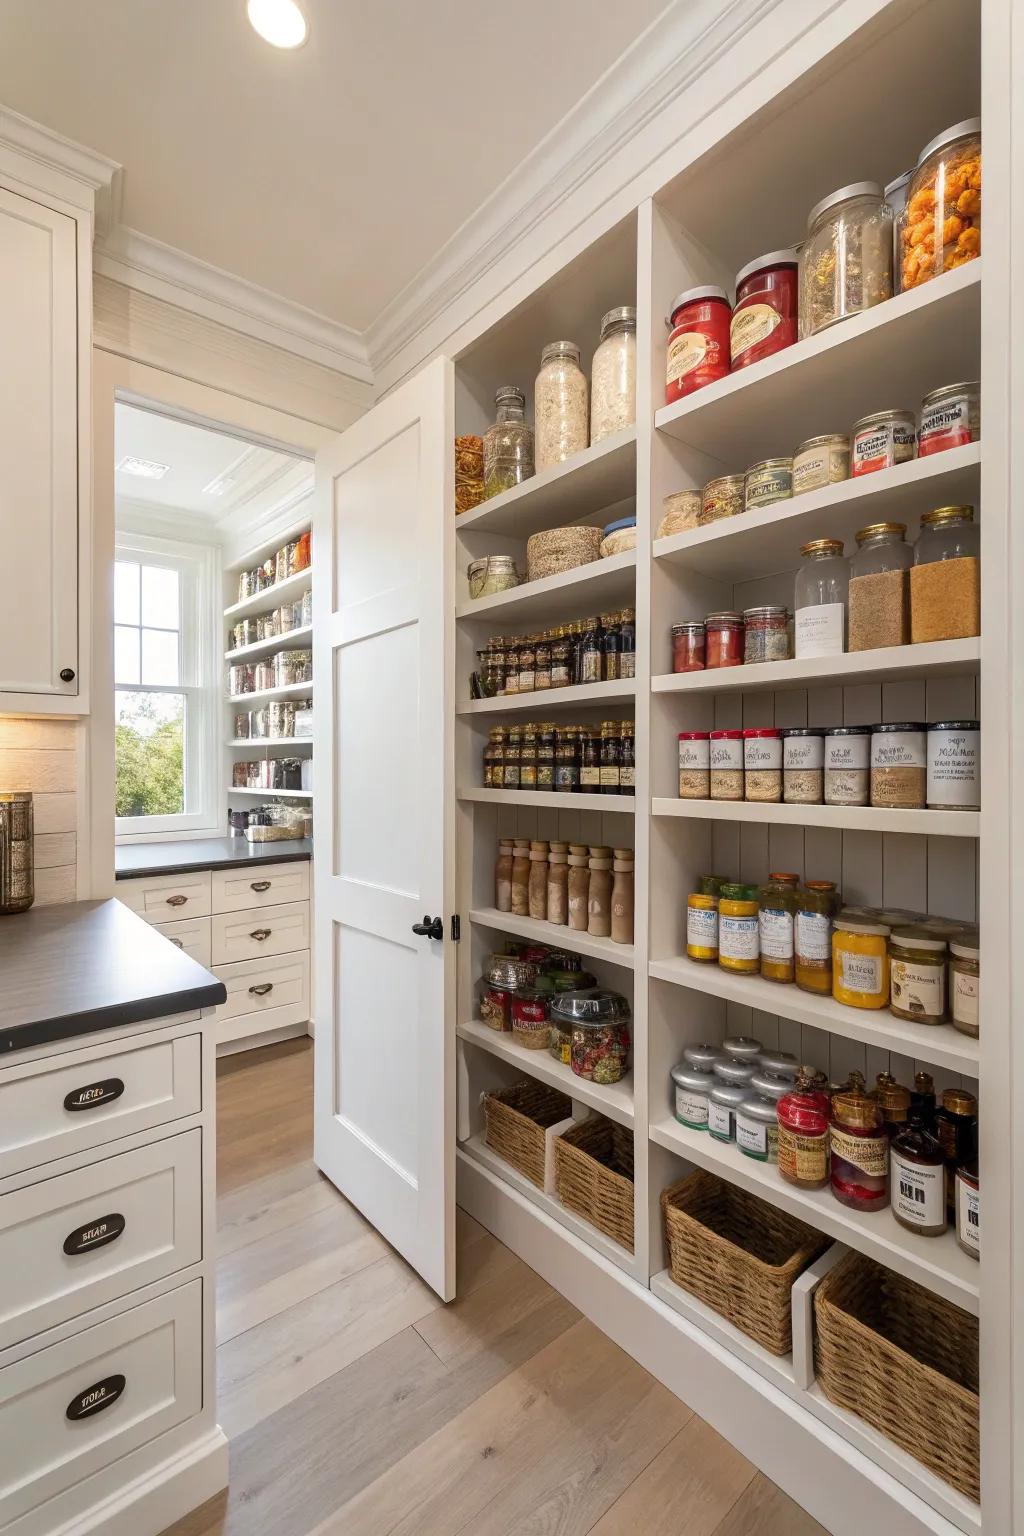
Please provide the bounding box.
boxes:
[718,884,760,975]
[832,912,891,1009]
[686,892,719,963]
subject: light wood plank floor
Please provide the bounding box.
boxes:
[160,1038,828,1536]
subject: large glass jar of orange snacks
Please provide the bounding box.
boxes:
[899,119,981,292]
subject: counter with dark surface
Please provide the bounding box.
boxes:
[0,899,227,1054]
[115,836,313,879]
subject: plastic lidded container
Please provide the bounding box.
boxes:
[666,286,731,403]
[551,988,631,1084]
[743,727,782,803]
[730,249,799,370]
[899,118,981,293]
[671,1064,714,1130]
[799,182,893,337]
[783,728,825,804]
[600,516,638,558]
[832,913,891,1010]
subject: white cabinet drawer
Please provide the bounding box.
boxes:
[0,1280,202,1527]
[212,860,309,913]
[212,952,310,1046]
[211,901,309,966]
[0,1034,202,1179]
[152,915,212,968]
[0,1130,202,1350]
[118,871,212,923]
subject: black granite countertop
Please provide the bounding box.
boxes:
[0,899,227,1054]
[115,837,313,879]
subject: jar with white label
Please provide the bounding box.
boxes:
[927,720,980,810]
[832,914,890,1010]
[708,1079,747,1143]
[870,722,926,808]
[955,1159,980,1259]
[950,932,979,1037]
[670,1064,714,1131]
[718,888,759,974]
[709,730,744,801]
[783,728,824,804]
[824,726,870,805]
[743,728,782,802]
[889,926,948,1024]
[851,408,916,476]
[918,381,980,457]
[678,732,711,799]
[794,538,848,658]
[686,892,719,963]
[890,1119,948,1236]
[792,434,850,495]
[735,1091,780,1162]
[758,872,799,983]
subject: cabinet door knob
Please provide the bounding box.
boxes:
[250,928,271,941]
[411,915,444,942]
[59,667,75,683]
[250,880,271,892]
[166,894,187,907]
[249,982,274,996]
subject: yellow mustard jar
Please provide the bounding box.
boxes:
[718,884,760,975]
[832,912,891,1009]
[686,892,719,963]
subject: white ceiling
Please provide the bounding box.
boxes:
[0,0,668,331]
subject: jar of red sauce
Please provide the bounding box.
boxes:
[705,611,744,668]
[777,1069,831,1190]
[672,621,705,672]
[666,286,731,404]
[730,249,798,371]
[829,1071,889,1212]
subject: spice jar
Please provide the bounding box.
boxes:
[847,523,912,652]
[709,1078,747,1143]
[934,1088,979,1217]
[735,1090,781,1163]
[619,722,635,796]
[851,409,916,477]
[955,1159,980,1259]
[730,249,798,370]
[870,722,926,809]
[672,621,706,673]
[927,720,980,811]
[591,306,637,443]
[910,505,980,642]
[709,729,744,800]
[705,611,745,668]
[950,931,979,1038]
[824,726,870,805]
[792,434,850,495]
[554,727,580,793]
[483,385,535,497]
[512,981,555,1050]
[794,539,847,658]
[743,728,782,803]
[678,732,710,799]
[796,881,839,994]
[919,381,980,457]
[495,837,514,911]
[686,892,719,963]
[799,182,893,337]
[783,729,824,804]
[889,926,948,1024]
[665,287,731,403]
[528,841,549,921]
[611,848,634,946]
[873,1072,911,1136]
[891,1117,948,1236]
[553,989,630,1085]
[510,839,531,915]
[830,1072,889,1212]
[832,913,890,1010]
[671,1064,714,1131]
[718,885,759,974]
[599,721,622,796]
[778,1069,832,1190]
[744,459,793,515]
[567,844,590,931]
[758,872,799,983]
[534,341,588,470]
[743,606,788,664]
[546,843,569,926]
[587,846,614,936]
[701,474,745,523]
[899,118,981,292]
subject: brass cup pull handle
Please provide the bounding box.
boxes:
[250,880,271,892]
[250,928,271,941]
[249,982,274,996]
[166,894,188,907]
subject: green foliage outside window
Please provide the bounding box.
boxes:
[115,691,185,818]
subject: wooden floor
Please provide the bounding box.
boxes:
[160,1038,828,1536]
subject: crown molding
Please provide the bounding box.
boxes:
[0,104,122,228]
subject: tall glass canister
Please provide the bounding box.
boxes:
[0,792,34,913]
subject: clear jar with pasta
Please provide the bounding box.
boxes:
[799,183,893,337]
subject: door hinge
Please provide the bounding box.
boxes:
[451,914,461,942]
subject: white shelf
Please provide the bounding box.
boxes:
[225,624,312,661]
[470,907,635,971]
[223,569,311,621]
[461,678,636,716]
[227,787,312,799]
[652,638,981,695]
[650,1269,797,1395]
[648,955,979,1076]
[223,516,311,574]
[653,444,982,582]
[226,681,313,706]
[649,1116,979,1316]
[460,788,635,813]
[455,429,636,538]
[227,737,312,749]
[456,549,636,625]
[456,1018,634,1128]
[652,797,979,839]
[654,263,981,464]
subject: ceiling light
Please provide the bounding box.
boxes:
[117,455,171,480]
[246,0,308,49]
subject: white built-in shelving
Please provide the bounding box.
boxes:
[228,737,312,749]
[223,567,310,621]
[226,680,313,706]
[224,624,312,661]
[652,637,980,694]
[652,797,979,839]
[469,907,636,971]
[461,678,635,715]
[456,547,636,625]
[457,1018,634,1128]
[460,788,635,813]
[456,428,637,538]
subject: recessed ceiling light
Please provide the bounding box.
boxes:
[246,0,308,49]
[116,455,171,480]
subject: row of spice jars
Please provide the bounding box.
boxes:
[495,837,634,944]
[235,531,311,603]
[228,648,313,697]
[229,591,311,652]
[678,720,979,811]
[232,757,306,791]
[480,950,632,1084]
[234,701,311,740]
[484,721,635,796]
[472,612,636,698]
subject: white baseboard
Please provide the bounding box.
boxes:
[215,1022,308,1057]
[47,1427,228,1536]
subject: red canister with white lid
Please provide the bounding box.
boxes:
[730,249,798,370]
[665,287,731,403]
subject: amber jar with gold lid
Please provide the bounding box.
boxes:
[873,1071,911,1135]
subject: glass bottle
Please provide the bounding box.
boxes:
[534,340,588,470]
[911,1070,936,1123]
[554,726,579,793]
[579,617,602,684]
[482,727,501,788]
[503,724,521,790]
[590,306,637,443]
[536,722,555,791]
[955,1158,980,1260]
[618,721,635,795]
[758,872,799,984]
[599,721,621,795]
[601,612,621,681]
[830,1071,889,1212]
[517,635,536,694]
[519,723,538,791]
[934,1088,979,1218]
[794,538,848,658]
[579,729,601,793]
[503,637,521,696]
[910,505,981,642]
[619,608,636,679]
[534,632,552,690]
[873,1072,911,1136]
[848,522,912,651]
[891,1116,947,1236]
[778,1068,832,1190]
[795,880,839,994]
[550,628,572,689]
[483,385,535,498]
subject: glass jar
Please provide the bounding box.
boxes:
[730,250,798,371]
[743,728,782,803]
[534,341,588,470]
[832,914,890,1010]
[686,891,719,963]
[591,306,637,442]
[705,611,744,668]
[794,539,847,658]
[851,409,916,477]
[665,287,730,404]
[949,932,979,1038]
[709,730,744,801]
[718,884,759,974]
[708,1080,747,1143]
[792,434,850,495]
[671,1065,714,1131]
[889,926,948,1025]
[549,1017,573,1065]
[899,118,981,292]
[678,732,710,800]
[684,1042,726,1072]
[824,725,871,805]
[722,1036,764,1063]
[910,506,980,642]
[911,1070,937,1121]
[511,982,555,1050]
[919,380,981,459]
[955,1159,980,1260]
[758,872,799,984]
[553,988,630,1084]
[483,385,535,497]
[873,1071,911,1136]
[534,633,552,691]
[870,722,926,809]
[847,522,912,652]
[743,606,788,664]
[599,720,621,796]
[778,1069,832,1191]
[658,489,702,537]
[672,621,706,673]
[744,458,793,515]
[601,518,637,559]
[783,729,824,804]
[735,1092,780,1163]
[701,474,745,523]
[799,182,893,337]
[796,881,839,994]
[830,1071,889,1212]
[891,1118,948,1236]
[619,609,636,679]
[554,727,579,793]
[479,982,514,1032]
[935,1088,979,1218]
[503,724,521,790]
[600,613,621,681]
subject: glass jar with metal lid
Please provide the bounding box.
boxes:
[708,1078,747,1143]
[534,340,588,470]
[847,522,912,651]
[955,1159,980,1259]
[665,288,730,403]
[730,249,798,370]
[792,434,850,495]
[832,913,891,1010]
[830,1071,889,1211]
[706,612,745,669]
[701,474,744,523]
[758,872,799,983]
[744,458,793,514]
[735,1088,783,1163]
[851,409,916,477]
[910,505,980,643]
[889,926,948,1025]
[873,1071,912,1135]
[718,887,759,974]
[591,306,637,441]
[743,605,788,664]
[794,538,848,659]
[671,1064,714,1131]
[919,381,980,457]
[927,720,980,810]
[759,1049,799,1079]
[683,1042,725,1073]
[899,118,981,292]
[483,385,535,497]
[722,1034,763,1063]
[672,622,706,674]
[799,182,893,337]
[468,555,520,601]
[949,931,979,1037]
[783,728,824,804]
[824,725,871,805]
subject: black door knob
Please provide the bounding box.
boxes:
[411,914,444,942]
[59,668,75,683]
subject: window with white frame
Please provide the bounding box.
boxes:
[114,534,218,838]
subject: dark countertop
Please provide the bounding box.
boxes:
[0,899,227,1054]
[115,837,313,879]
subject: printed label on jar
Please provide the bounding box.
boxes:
[957,1180,980,1255]
[759,909,794,961]
[838,950,883,996]
[675,1086,709,1129]
[777,1126,828,1185]
[580,765,600,789]
[744,736,782,770]
[784,735,824,771]
[919,395,977,456]
[830,1126,888,1178]
[679,738,711,771]
[745,468,791,509]
[825,735,870,772]
[792,444,849,494]
[927,729,980,807]
[796,910,831,962]
[619,765,636,791]
[892,1151,945,1229]
[710,737,743,770]
[890,959,946,1019]
[666,331,713,385]
[953,969,979,1031]
[687,906,719,949]
[708,1100,733,1139]
[735,1115,768,1158]
[871,732,925,769]
[730,303,781,360]
[795,603,844,658]
[852,420,916,475]
[599,766,620,787]
[719,914,759,961]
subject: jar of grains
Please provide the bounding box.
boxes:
[534,341,588,470]
[743,728,782,802]
[710,729,744,800]
[678,732,710,799]
[870,722,926,808]
[759,872,800,983]
[511,982,556,1050]
[899,119,981,292]
[847,522,912,651]
[783,728,825,804]
[706,611,745,668]
[799,182,893,337]
[927,720,980,810]
[851,409,916,476]
[832,914,891,1010]
[743,605,788,664]
[919,381,981,457]
[672,620,705,672]
[718,884,760,974]
[744,458,793,514]
[949,931,979,1038]
[671,1065,714,1131]
[686,891,719,962]
[658,488,703,537]
[796,881,839,994]
[665,287,731,403]
[824,725,871,805]
[591,307,637,443]
[910,506,980,642]
[701,474,745,523]
[730,249,799,370]
[889,927,948,1025]
[794,539,848,658]
[483,386,534,497]
[792,434,850,495]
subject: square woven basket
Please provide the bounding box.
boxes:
[661,1170,830,1355]
[814,1249,980,1501]
[554,1117,634,1252]
[483,1080,571,1188]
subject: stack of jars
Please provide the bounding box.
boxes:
[494,836,633,945]
[483,720,635,796]
[473,612,635,697]
[235,532,311,603]
[477,945,630,1084]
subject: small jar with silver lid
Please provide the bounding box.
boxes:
[708,1080,747,1143]
[591,306,637,443]
[468,555,521,601]
[852,408,916,477]
[722,1034,763,1063]
[919,382,980,457]
[824,725,871,805]
[671,1064,714,1131]
[792,434,850,495]
[683,1041,725,1073]
[927,720,980,810]
[758,1049,799,1079]
[735,1092,782,1162]
[744,457,793,514]
[743,605,789,665]
[783,728,825,804]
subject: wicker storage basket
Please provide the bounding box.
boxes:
[661,1171,830,1355]
[815,1250,980,1501]
[483,1080,571,1188]
[554,1117,634,1252]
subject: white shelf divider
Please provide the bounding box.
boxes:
[652,797,979,839]
[226,787,312,799]
[455,428,637,537]
[457,1018,634,1128]
[456,548,636,625]
[228,738,313,749]
[460,788,635,813]
[226,681,313,706]
[652,638,980,694]
[461,678,636,716]
[470,907,636,970]
[225,624,312,661]
[223,568,311,621]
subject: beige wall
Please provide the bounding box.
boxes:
[0,716,82,905]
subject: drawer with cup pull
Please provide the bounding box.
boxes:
[212,860,309,913]
[117,870,212,923]
[0,1130,202,1350]
[211,951,310,1045]
[0,1033,201,1180]
[211,901,309,966]
[151,915,212,968]
[0,1279,202,1527]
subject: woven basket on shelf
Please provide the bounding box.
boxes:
[661,1171,829,1355]
[814,1250,980,1502]
[554,1117,634,1252]
[483,1080,571,1188]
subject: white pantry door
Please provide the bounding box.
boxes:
[312,356,456,1300]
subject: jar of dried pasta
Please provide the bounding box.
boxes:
[743,728,782,802]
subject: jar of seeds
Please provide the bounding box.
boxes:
[783,728,824,803]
